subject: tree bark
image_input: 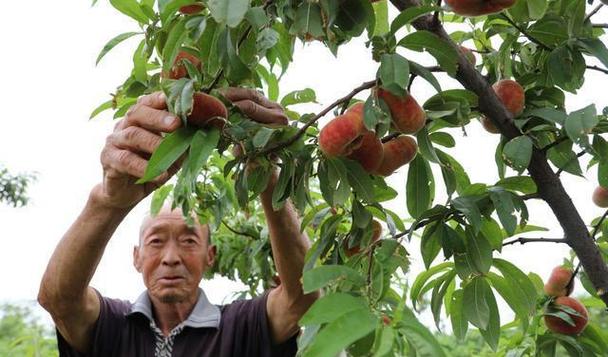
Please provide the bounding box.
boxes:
[390,0,608,305]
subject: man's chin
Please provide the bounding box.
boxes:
[150,287,188,304]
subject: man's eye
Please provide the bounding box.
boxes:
[148,238,162,245]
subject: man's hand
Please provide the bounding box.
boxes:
[221,87,288,126]
[96,92,182,209]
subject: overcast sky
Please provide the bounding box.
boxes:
[1,1,607,328]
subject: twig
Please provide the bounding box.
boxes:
[541,136,569,153]
[592,23,608,28]
[585,4,604,23]
[222,220,258,240]
[521,193,541,200]
[381,132,400,143]
[587,65,608,75]
[502,237,566,247]
[253,80,377,158]
[500,13,551,50]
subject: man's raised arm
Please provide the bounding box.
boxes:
[37,92,180,353]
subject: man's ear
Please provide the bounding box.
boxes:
[206,245,217,268]
[133,245,142,273]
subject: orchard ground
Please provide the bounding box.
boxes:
[1,0,607,332]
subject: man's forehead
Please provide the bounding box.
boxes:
[140,206,204,236]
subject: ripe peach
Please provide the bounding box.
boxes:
[544,266,574,297]
[372,136,417,177]
[319,103,366,157]
[381,314,391,326]
[347,131,384,173]
[187,92,228,129]
[444,0,517,16]
[179,3,205,14]
[480,116,500,134]
[377,88,426,135]
[544,296,588,335]
[492,79,525,117]
[592,186,608,208]
[345,220,382,257]
[162,50,202,80]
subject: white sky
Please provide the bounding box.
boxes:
[1,0,607,328]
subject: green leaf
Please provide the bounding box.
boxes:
[245,6,269,28]
[463,277,491,330]
[451,196,482,233]
[89,100,113,120]
[420,222,444,269]
[547,140,583,176]
[492,258,537,314]
[495,176,537,194]
[526,107,567,126]
[407,155,434,219]
[151,184,174,215]
[280,88,317,107]
[292,2,325,39]
[109,0,150,24]
[184,128,219,177]
[576,38,608,71]
[252,127,275,148]
[409,61,442,93]
[502,136,533,173]
[399,308,447,357]
[489,188,517,236]
[416,127,440,163]
[161,19,188,74]
[302,265,365,294]
[256,28,279,55]
[160,0,198,23]
[398,31,459,76]
[138,127,196,183]
[389,5,437,35]
[465,228,493,274]
[379,53,410,95]
[565,104,597,149]
[371,0,389,36]
[302,309,377,357]
[449,289,468,341]
[410,262,453,310]
[478,286,500,351]
[132,39,148,83]
[207,0,250,28]
[344,160,376,203]
[487,272,529,330]
[96,32,141,65]
[299,293,368,326]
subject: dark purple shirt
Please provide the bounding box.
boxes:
[56,289,298,357]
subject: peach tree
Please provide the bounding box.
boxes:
[92,0,608,355]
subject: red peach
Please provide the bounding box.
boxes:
[179,3,205,15]
[162,50,202,80]
[444,0,517,16]
[493,79,525,117]
[592,186,608,208]
[345,220,382,257]
[377,88,426,135]
[372,136,418,177]
[480,116,500,134]
[187,92,228,129]
[544,266,575,297]
[319,103,366,157]
[347,131,384,173]
[544,296,588,335]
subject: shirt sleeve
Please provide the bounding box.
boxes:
[57,289,131,357]
[221,290,298,357]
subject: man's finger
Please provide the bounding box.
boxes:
[233,100,288,126]
[136,91,168,110]
[221,87,283,110]
[110,126,163,155]
[125,104,181,133]
[106,149,149,179]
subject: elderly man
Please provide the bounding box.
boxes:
[38,88,318,356]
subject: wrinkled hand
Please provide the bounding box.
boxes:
[221,87,288,126]
[95,92,182,209]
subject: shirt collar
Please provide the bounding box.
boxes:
[127,288,221,329]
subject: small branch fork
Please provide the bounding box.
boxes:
[568,209,608,292]
[388,0,608,306]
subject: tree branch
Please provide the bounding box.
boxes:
[502,237,566,247]
[585,4,604,23]
[253,80,377,158]
[592,23,608,28]
[587,65,608,75]
[388,0,608,306]
[222,220,258,240]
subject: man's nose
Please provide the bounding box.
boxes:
[161,240,181,266]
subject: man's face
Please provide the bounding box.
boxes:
[134,208,215,304]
